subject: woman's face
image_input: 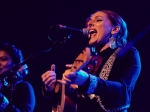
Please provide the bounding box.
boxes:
[0,50,14,75]
[86,11,114,46]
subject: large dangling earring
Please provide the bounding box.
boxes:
[109,36,117,49]
[3,78,8,87]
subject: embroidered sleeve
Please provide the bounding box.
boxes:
[0,96,9,111]
[86,74,98,94]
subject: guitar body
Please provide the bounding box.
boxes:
[52,47,91,112]
[52,95,76,112]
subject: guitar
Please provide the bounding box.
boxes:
[52,47,91,112]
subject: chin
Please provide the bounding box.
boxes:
[0,69,7,75]
[88,41,96,47]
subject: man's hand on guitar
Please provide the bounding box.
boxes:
[41,64,56,92]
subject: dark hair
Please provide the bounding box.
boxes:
[0,42,24,64]
[0,42,29,78]
[86,10,128,47]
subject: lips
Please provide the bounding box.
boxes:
[89,29,97,34]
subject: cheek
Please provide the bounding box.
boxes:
[0,61,13,75]
[98,27,111,42]
[97,31,106,42]
[3,61,13,69]
[96,34,109,45]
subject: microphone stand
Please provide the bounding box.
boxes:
[9,73,19,112]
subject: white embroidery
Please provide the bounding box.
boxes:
[0,96,9,112]
[86,75,98,94]
[88,48,128,112]
[99,52,117,80]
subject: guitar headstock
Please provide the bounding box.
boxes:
[70,47,91,72]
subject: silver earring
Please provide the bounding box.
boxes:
[109,36,117,49]
[3,78,8,87]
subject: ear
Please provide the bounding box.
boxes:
[111,26,120,35]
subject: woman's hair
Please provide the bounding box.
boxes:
[86,10,128,47]
[0,42,28,78]
[0,42,24,64]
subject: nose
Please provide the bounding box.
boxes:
[87,21,94,28]
[89,23,94,27]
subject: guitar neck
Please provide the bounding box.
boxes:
[57,47,91,112]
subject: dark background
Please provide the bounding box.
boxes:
[0,0,150,112]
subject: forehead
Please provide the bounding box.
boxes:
[0,50,10,57]
[89,11,108,20]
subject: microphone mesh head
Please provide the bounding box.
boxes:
[82,28,89,36]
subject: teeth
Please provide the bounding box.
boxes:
[89,30,97,34]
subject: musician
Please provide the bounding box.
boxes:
[41,10,141,112]
[0,42,36,112]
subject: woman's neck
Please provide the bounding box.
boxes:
[100,43,110,52]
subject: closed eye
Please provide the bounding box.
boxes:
[0,57,8,61]
[96,19,102,22]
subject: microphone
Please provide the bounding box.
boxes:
[50,24,89,36]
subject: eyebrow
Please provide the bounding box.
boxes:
[95,16,103,19]
[88,15,103,21]
[0,56,8,58]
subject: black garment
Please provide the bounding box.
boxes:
[0,81,36,112]
[77,46,141,112]
[43,46,141,112]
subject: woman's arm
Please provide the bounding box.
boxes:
[4,81,36,112]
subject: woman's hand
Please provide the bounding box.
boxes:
[58,64,89,86]
[41,64,56,92]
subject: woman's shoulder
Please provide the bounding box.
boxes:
[16,80,34,90]
[117,46,140,58]
[129,46,139,52]
[126,46,140,56]
[17,80,31,85]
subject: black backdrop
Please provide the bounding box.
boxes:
[0,0,150,112]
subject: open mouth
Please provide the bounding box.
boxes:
[89,29,97,38]
[89,29,97,34]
